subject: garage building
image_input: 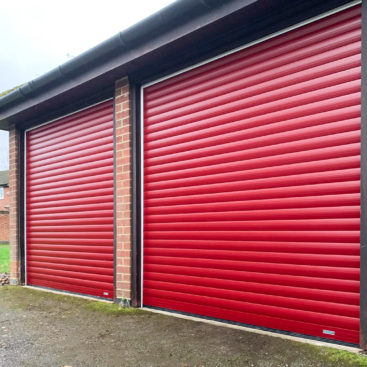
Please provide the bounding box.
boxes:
[0,0,365,348]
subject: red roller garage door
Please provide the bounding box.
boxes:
[26,100,114,299]
[142,4,361,344]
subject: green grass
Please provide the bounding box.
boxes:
[0,243,9,273]
[316,346,367,367]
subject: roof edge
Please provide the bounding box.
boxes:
[0,0,253,113]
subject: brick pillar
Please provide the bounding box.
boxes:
[114,77,132,302]
[9,124,20,284]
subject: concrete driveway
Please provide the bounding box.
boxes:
[0,286,365,367]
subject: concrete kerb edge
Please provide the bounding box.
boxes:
[142,307,361,354]
[24,285,113,303]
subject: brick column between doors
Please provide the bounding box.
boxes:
[9,124,20,284]
[115,77,132,301]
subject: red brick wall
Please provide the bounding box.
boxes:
[0,186,10,211]
[0,186,10,243]
[115,77,132,301]
[0,213,9,242]
[9,124,19,283]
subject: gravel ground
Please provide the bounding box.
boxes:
[0,286,366,367]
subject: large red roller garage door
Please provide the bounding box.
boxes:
[143,4,361,344]
[26,100,114,299]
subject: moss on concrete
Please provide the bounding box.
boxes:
[0,286,146,316]
[318,346,367,367]
[85,300,146,315]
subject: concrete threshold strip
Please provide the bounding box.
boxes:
[24,285,113,303]
[143,307,361,354]
[22,285,360,354]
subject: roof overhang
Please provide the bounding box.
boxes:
[0,0,353,130]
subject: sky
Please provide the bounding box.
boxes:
[0,0,176,170]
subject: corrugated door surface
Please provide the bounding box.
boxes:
[143,5,361,344]
[26,100,114,299]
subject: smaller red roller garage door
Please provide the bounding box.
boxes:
[143,4,361,344]
[26,100,114,299]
